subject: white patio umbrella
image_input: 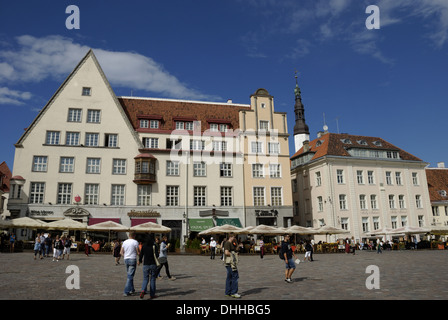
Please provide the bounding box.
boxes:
[313,225,350,235]
[8,217,48,229]
[87,220,129,243]
[245,224,285,235]
[0,219,12,229]
[45,218,87,231]
[198,224,242,236]
[429,226,448,235]
[285,225,317,235]
[130,222,171,233]
[366,227,397,236]
[235,226,255,235]
[389,226,431,235]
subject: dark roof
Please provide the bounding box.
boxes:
[0,162,12,192]
[426,168,448,202]
[118,97,250,133]
[291,133,422,162]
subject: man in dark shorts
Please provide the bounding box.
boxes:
[223,233,240,298]
[281,234,297,283]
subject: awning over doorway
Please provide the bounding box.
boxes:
[130,218,157,227]
[188,218,214,232]
[88,218,121,225]
[216,218,242,228]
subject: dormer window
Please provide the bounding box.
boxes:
[372,140,382,147]
[316,140,324,147]
[439,190,447,197]
[341,139,352,144]
[357,140,368,145]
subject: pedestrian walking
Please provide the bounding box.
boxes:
[304,240,313,262]
[9,233,15,253]
[220,237,227,261]
[156,235,176,280]
[281,234,297,283]
[52,235,63,261]
[33,236,42,260]
[120,231,140,296]
[63,235,72,260]
[84,237,92,256]
[44,234,52,257]
[113,239,122,265]
[351,236,356,255]
[210,237,217,260]
[377,238,382,254]
[259,236,265,259]
[138,235,160,300]
[223,233,240,298]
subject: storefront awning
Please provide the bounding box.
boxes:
[88,218,121,226]
[130,218,157,227]
[216,218,242,228]
[188,218,214,232]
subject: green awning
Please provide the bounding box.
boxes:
[216,218,242,228]
[188,218,215,232]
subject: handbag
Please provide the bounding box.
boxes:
[158,256,167,264]
[153,245,160,267]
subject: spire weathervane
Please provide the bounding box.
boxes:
[294,69,301,99]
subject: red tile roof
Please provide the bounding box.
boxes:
[0,161,12,192]
[426,168,448,202]
[118,97,251,134]
[291,133,422,162]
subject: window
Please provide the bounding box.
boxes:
[68,108,82,122]
[316,172,322,186]
[268,142,280,155]
[176,121,193,130]
[105,134,118,147]
[259,120,269,131]
[137,185,151,206]
[57,183,72,204]
[386,172,392,185]
[190,140,204,151]
[292,179,297,193]
[399,195,406,209]
[33,156,48,172]
[370,195,378,210]
[337,170,344,184]
[252,164,264,178]
[251,141,263,154]
[362,217,369,233]
[269,164,281,178]
[253,187,265,206]
[85,133,99,147]
[193,162,206,177]
[166,186,179,206]
[82,87,91,96]
[46,131,60,145]
[219,124,228,132]
[185,122,194,130]
[359,195,367,210]
[357,170,364,184]
[166,161,179,176]
[60,157,74,173]
[395,172,402,185]
[373,217,380,230]
[143,137,159,149]
[150,120,159,129]
[220,163,232,177]
[271,187,282,206]
[340,218,349,230]
[66,132,80,146]
[85,184,99,205]
[339,194,347,210]
[86,158,101,174]
[175,121,184,130]
[213,141,227,151]
[261,103,266,109]
[389,195,396,209]
[415,195,422,209]
[111,185,125,205]
[412,172,419,185]
[401,216,408,227]
[317,196,323,212]
[391,216,397,229]
[194,186,206,206]
[112,159,127,174]
[87,110,101,123]
[220,187,233,206]
[140,120,149,128]
[418,215,425,227]
[432,206,440,216]
[210,123,218,132]
[29,182,45,204]
[368,171,375,184]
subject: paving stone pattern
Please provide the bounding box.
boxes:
[0,250,447,300]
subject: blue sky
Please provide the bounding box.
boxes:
[1,0,447,172]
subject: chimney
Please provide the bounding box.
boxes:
[227,99,233,104]
[437,162,445,168]
[303,140,310,153]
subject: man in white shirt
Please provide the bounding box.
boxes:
[210,237,217,260]
[120,232,140,296]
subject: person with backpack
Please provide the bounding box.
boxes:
[63,235,72,260]
[280,234,297,283]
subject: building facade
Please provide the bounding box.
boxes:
[426,162,448,229]
[7,50,293,242]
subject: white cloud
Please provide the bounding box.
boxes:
[0,87,32,105]
[0,35,219,101]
